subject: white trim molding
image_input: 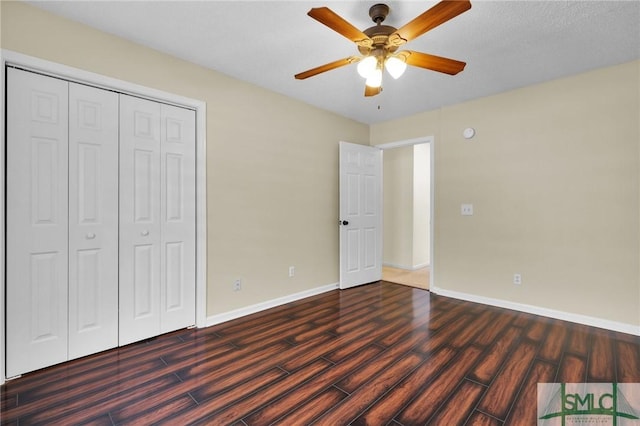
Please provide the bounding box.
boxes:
[383,262,430,271]
[206,283,339,327]
[430,285,640,336]
[0,51,5,386]
[1,49,209,382]
[375,136,434,150]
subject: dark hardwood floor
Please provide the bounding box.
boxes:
[1,281,639,425]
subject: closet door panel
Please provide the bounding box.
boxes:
[160,105,196,333]
[68,83,119,359]
[6,68,69,377]
[119,94,162,346]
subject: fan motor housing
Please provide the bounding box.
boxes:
[358,25,399,55]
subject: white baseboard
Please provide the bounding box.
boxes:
[205,282,339,327]
[411,263,430,270]
[430,285,640,336]
[383,262,430,271]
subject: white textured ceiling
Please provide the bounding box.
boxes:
[27,1,640,124]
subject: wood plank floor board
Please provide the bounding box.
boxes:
[557,353,587,383]
[175,341,293,381]
[503,360,557,426]
[280,325,378,371]
[186,358,332,425]
[243,345,383,425]
[472,309,518,347]
[418,313,476,353]
[1,357,170,422]
[270,386,349,425]
[468,411,504,426]
[1,281,638,425]
[449,310,498,349]
[334,330,430,394]
[423,298,471,331]
[474,339,539,421]
[469,326,522,385]
[538,322,568,363]
[427,379,487,425]
[312,352,425,425]
[525,317,550,342]
[112,394,198,425]
[182,367,288,423]
[351,346,458,425]
[588,330,616,381]
[567,324,592,356]
[326,316,412,362]
[5,333,184,395]
[616,340,640,381]
[19,373,183,425]
[395,345,484,424]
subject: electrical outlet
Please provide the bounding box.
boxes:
[513,273,522,285]
[233,279,242,291]
[461,204,474,216]
[289,266,295,277]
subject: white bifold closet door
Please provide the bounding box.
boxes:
[68,83,119,360]
[6,68,119,377]
[6,69,196,376]
[118,94,196,346]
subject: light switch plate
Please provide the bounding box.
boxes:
[461,204,474,216]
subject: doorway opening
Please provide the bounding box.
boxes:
[376,137,433,290]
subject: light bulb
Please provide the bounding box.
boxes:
[357,56,377,79]
[385,56,407,79]
[365,68,383,88]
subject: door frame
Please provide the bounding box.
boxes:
[374,136,435,287]
[0,49,208,383]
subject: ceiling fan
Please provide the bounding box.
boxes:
[295,1,471,97]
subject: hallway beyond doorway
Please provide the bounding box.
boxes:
[382,266,429,290]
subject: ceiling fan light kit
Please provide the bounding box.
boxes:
[294,0,472,97]
[357,56,377,79]
[385,56,407,79]
[365,67,383,88]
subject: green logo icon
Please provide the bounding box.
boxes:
[538,383,640,425]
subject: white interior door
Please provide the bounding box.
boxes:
[160,104,196,333]
[339,141,383,289]
[6,68,69,376]
[68,82,119,359]
[119,94,162,345]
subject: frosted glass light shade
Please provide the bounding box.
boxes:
[365,68,383,88]
[385,56,407,79]
[357,56,377,78]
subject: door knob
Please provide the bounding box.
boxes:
[341,220,349,226]
[86,233,96,239]
[141,230,149,236]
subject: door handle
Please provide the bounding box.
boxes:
[340,220,349,226]
[141,230,150,236]
[86,233,96,240]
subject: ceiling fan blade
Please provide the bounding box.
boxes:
[402,51,466,75]
[388,0,471,47]
[295,56,360,80]
[308,7,373,48]
[364,85,381,97]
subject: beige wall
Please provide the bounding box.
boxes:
[1,2,369,316]
[372,60,640,328]
[2,2,638,330]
